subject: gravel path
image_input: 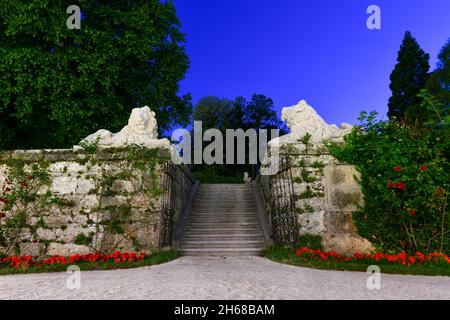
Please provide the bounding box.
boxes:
[1,256,449,300]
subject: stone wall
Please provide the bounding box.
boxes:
[0,148,194,257]
[262,144,373,254]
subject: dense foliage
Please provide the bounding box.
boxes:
[0,250,179,275]
[330,108,449,255]
[263,246,450,276]
[0,0,191,150]
[330,34,450,255]
[427,38,450,111]
[192,94,287,181]
[193,94,286,132]
[294,247,450,266]
[388,31,430,124]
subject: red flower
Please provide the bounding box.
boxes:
[372,253,385,261]
[394,182,405,190]
[387,181,394,188]
[393,166,402,172]
[28,176,33,180]
[420,165,427,172]
[1,198,8,204]
[0,212,5,219]
[408,209,416,216]
[415,252,425,264]
[354,253,365,260]
[5,187,11,192]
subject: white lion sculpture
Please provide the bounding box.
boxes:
[77,106,170,149]
[273,100,353,145]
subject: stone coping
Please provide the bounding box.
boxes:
[0,147,171,163]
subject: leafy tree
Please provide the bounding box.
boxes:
[191,94,286,182]
[0,0,191,150]
[388,31,430,124]
[426,38,450,113]
[225,96,245,130]
[193,94,286,133]
[243,94,283,131]
[193,96,233,129]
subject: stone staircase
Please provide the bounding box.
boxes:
[181,184,266,256]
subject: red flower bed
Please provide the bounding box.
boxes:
[294,247,450,266]
[0,251,146,270]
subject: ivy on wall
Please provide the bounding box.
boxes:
[0,144,170,256]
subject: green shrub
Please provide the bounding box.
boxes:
[74,233,94,246]
[329,111,449,254]
[297,234,323,250]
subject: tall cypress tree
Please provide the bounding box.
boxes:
[427,38,450,110]
[388,31,430,123]
[0,0,191,150]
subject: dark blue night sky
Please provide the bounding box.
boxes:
[173,0,450,126]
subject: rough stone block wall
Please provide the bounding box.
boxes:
[263,144,373,254]
[288,150,372,254]
[0,148,193,258]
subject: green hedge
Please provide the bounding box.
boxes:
[329,111,449,254]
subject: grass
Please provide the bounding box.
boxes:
[0,249,180,276]
[263,245,450,276]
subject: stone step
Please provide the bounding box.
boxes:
[193,198,255,203]
[188,220,260,225]
[196,187,253,191]
[198,188,251,190]
[189,218,258,223]
[198,189,253,193]
[192,202,258,211]
[184,230,262,236]
[192,212,257,216]
[180,183,263,257]
[196,188,253,191]
[189,217,260,223]
[187,223,261,230]
[192,209,258,214]
[181,248,263,257]
[193,199,256,203]
[189,217,258,221]
[182,234,265,241]
[194,195,255,199]
[189,218,259,222]
[197,189,253,192]
[184,228,262,236]
[190,212,259,216]
[192,208,257,213]
[195,191,254,195]
[181,240,265,249]
[190,213,259,218]
[193,199,256,206]
[199,184,251,188]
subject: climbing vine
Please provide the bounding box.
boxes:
[0,144,171,257]
[73,142,170,252]
[0,157,75,255]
